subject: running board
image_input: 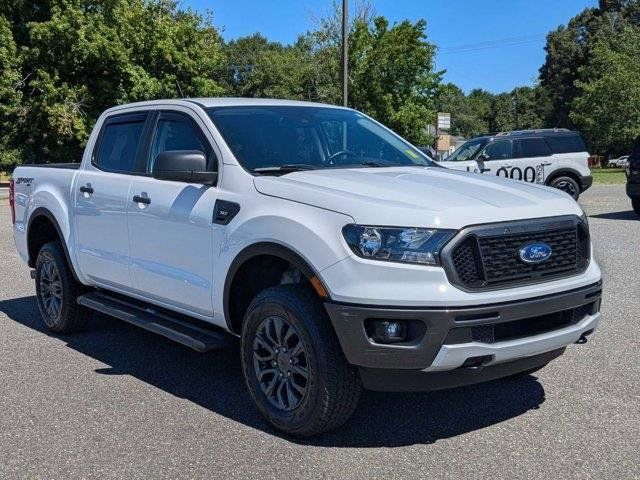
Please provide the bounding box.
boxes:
[77,291,232,352]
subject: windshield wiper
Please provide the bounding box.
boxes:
[252,164,319,175]
[359,160,391,167]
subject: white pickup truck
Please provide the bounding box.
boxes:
[10,98,602,437]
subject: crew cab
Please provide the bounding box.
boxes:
[10,99,602,437]
[438,129,592,200]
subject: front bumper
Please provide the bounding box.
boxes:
[324,281,602,391]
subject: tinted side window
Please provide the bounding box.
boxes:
[517,138,551,157]
[150,113,214,171]
[95,115,146,172]
[483,140,513,160]
[546,134,586,154]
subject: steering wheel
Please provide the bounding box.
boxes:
[327,150,359,164]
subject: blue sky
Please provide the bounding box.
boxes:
[184,0,598,93]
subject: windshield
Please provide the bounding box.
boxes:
[445,138,487,162]
[205,106,435,174]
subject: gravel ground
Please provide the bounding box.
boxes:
[0,185,638,480]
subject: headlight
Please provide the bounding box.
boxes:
[342,225,456,266]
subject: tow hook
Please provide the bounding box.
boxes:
[575,329,594,344]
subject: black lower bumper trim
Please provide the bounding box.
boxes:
[324,281,601,370]
[359,348,565,392]
[580,175,593,192]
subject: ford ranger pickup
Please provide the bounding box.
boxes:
[10,98,602,437]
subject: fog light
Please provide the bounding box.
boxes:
[372,320,406,344]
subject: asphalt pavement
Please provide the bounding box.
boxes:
[0,185,638,479]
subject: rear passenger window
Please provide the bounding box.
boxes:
[517,138,551,158]
[94,115,146,173]
[546,134,586,154]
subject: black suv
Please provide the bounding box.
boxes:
[626,136,640,215]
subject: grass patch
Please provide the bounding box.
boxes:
[592,168,627,185]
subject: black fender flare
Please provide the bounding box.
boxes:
[27,207,81,282]
[222,242,327,333]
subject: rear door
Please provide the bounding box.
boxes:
[74,112,148,288]
[126,110,219,316]
[512,137,554,184]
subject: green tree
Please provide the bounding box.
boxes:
[291,5,440,144]
[347,18,440,144]
[224,34,317,100]
[0,16,22,172]
[539,8,601,128]
[3,0,226,165]
[434,84,489,138]
[539,0,639,129]
[571,25,640,155]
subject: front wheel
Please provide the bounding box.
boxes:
[549,176,581,200]
[632,197,640,215]
[240,284,361,437]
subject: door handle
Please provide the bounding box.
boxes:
[541,162,552,166]
[79,185,94,195]
[132,194,151,205]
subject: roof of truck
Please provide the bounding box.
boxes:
[105,98,347,114]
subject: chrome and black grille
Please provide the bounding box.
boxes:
[444,216,590,290]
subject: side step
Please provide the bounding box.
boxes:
[77,291,232,352]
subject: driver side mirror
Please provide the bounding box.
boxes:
[152,150,217,185]
[478,152,489,162]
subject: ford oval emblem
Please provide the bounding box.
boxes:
[519,242,552,264]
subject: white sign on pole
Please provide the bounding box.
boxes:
[437,112,451,131]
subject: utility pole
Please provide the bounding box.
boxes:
[513,89,519,130]
[342,0,349,107]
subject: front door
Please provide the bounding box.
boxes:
[477,139,516,180]
[74,112,148,288]
[126,110,218,316]
[511,137,554,184]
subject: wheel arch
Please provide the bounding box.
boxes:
[223,242,329,335]
[545,168,583,190]
[27,207,81,282]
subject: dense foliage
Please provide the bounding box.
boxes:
[0,0,439,170]
[1,0,639,171]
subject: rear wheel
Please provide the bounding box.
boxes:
[35,241,91,333]
[549,176,580,200]
[240,284,361,437]
[632,198,640,215]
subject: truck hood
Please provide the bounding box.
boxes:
[253,166,583,228]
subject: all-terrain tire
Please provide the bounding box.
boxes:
[35,241,91,333]
[240,284,361,437]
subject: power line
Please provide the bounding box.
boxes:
[439,34,546,54]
